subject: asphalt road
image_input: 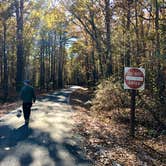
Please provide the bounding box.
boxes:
[0,87,92,166]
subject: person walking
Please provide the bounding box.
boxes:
[20,80,36,125]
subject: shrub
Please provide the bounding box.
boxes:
[91,77,130,112]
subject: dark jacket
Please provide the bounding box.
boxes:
[20,85,36,103]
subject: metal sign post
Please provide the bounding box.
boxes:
[124,67,145,137]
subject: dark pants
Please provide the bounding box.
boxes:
[23,103,32,122]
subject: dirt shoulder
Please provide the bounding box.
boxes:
[70,88,166,166]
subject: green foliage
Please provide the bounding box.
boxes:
[91,77,130,112]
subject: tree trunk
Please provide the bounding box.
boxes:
[15,0,24,91]
[105,0,113,76]
[89,11,104,77]
[40,39,45,89]
[3,22,8,101]
[58,34,63,89]
[91,40,98,84]
[155,0,160,58]
[155,0,162,101]
[0,44,3,87]
[125,0,131,67]
[52,32,57,89]
[85,55,90,86]
[134,0,140,65]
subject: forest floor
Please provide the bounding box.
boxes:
[70,88,166,166]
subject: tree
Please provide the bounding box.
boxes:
[15,0,24,91]
[0,1,14,100]
[105,0,113,76]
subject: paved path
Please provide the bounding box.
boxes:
[0,87,92,166]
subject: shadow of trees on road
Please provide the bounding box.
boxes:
[37,90,72,104]
[0,124,92,166]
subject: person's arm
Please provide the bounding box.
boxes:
[20,87,24,100]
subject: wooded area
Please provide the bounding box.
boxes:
[0,0,165,132]
[0,0,165,165]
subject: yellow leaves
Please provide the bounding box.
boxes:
[0,1,9,13]
[43,6,67,30]
[31,10,42,19]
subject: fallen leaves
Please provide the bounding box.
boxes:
[0,102,21,118]
[70,88,166,166]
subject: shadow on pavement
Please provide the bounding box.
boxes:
[0,124,29,149]
[0,124,92,166]
[37,90,72,104]
[19,153,33,166]
[0,89,92,165]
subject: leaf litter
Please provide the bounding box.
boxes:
[70,88,166,166]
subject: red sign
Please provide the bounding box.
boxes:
[124,67,145,90]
